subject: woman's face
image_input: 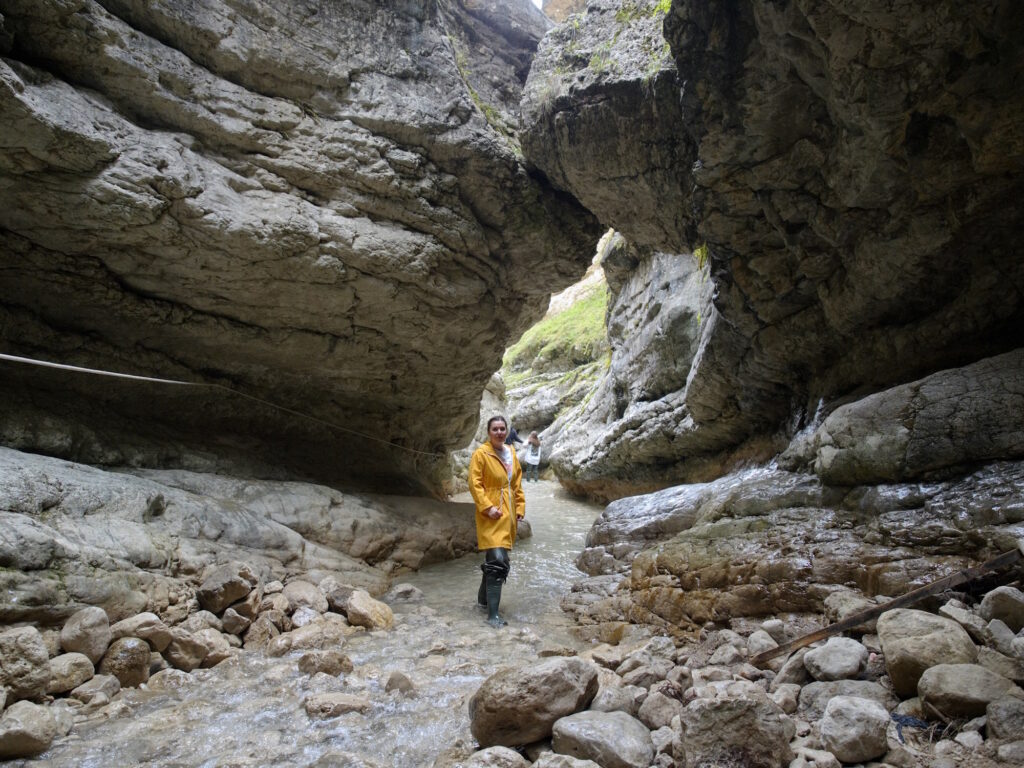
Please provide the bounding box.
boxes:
[488,420,507,446]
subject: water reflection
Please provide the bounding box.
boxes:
[19,480,601,768]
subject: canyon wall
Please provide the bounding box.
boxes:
[0,0,601,495]
[521,0,1024,501]
[519,0,1024,632]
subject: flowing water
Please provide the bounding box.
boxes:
[18,480,602,768]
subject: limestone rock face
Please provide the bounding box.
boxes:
[0,447,477,623]
[521,0,1024,497]
[566,357,1024,630]
[0,0,600,495]
[546,236,716,501]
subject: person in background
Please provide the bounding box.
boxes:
[469,415,525,627]
[524,431,541,482]
[505,425,523,446]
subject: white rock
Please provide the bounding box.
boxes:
[819,695,889,764]
[803,637,868,681]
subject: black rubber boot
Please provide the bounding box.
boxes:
[481,547,510,628]
[485,573,506,627]
[477,573,487,609]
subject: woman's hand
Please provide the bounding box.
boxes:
[487,506,501,520]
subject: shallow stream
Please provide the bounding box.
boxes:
[19,480,602,768]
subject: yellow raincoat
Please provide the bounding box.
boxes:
[469,441,526,550]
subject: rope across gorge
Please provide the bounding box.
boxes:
[0,352,447,458]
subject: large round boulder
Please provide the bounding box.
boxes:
[59,606,112,664]
[680,694,795,768]
[345,590,394,630]
[282,580,329,614]
[196,562,258,615]
[918,663,1021,718]
[47,652,95,694]
[877,608,977,697]
[0,700,57,759]
[819,695,889,763]
[109,612,173,652]
[469,657,600,747]
[99,637,151,687]
[0,627,51,702]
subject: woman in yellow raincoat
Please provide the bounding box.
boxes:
[469,415,525,627]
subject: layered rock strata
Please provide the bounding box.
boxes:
[0,0,601,494]
[521,0,1024,497]
[0,447,476,625]
[567,350,1024,630]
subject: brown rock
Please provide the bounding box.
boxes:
[99,637,151,687]
[59,606,112,664]
[304,693,371,719]
[469,657,600,747]
[298,650,353,677]
[46,652,95,694]
[0,627,51,702]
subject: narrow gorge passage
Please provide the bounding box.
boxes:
[14,481,601,768]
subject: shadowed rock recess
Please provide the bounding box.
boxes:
[0,0,600,494]
[521,0,1024,499]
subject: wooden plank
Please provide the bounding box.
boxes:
[749,547,1023,667]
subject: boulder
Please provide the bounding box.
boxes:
[551,710,654,768]
[178,610,223,635]
[532,755,601,768]
[877,609,977,697]
[637,690,685,730]
[0,626,51,702]
[196,563,258,615]
[819,696,889,764]
[918,663,1021,718]
[46,652,95,694]
[590,684,645,717]
[99,636,151,687]
[988,696,1024,740]
[192,628,233,667]
[798,680,897,721]
[0,700,56,759]
[345,590,394,630]
[59,606,112,664]
[298,650,353,677]
[304,693,371,719]
[266,620,353,657]
[385,671,414,695]
[221,608,252,636]
[109,612,173,652]
[803,637,868,681]
[679,694,794,768]
[163,628,209,672]
[980,587,1024,633]
[469,657,600,747]
[70,673,120,704]
[462,746,530,768]
[291,606,322,628]
[243,615,281,651]
[283,580,329,614]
